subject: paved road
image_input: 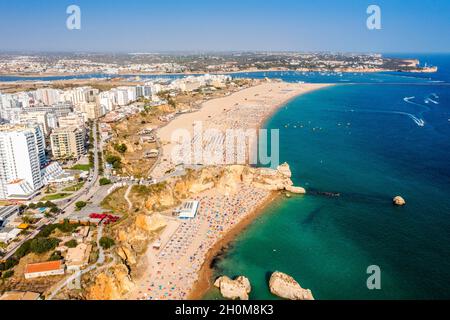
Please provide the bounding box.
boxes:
[59,120,101,219]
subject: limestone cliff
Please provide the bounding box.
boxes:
[86,264,135,300]
[87,162,304,300]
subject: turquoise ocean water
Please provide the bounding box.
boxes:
[204,54,450,299]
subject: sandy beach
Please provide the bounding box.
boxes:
[127,80,331,300]
[127,186,272,300]
[152,81,331,179]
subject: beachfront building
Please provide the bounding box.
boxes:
[177,201,200,219]
[50,126,85,159]
[169,74,231,92]
[0,125,46,199]
[24,260,65,279]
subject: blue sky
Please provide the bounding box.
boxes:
[0,0,449,53]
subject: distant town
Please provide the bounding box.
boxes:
[0,52,437,76]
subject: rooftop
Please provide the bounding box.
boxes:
[25,260,64,274]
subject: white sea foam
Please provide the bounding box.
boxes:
[403,96,431,111]
[404,96,416,103]
[351,108,425,127]
[425,98,439,105]
[392,111,425,127]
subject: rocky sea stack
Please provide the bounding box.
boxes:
[269,271,314,300]
[393,196,406,206]
[214,275,251,300]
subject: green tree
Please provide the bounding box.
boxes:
[106,155,122,169]
[75,201,87,210]
[29,238,60,254]
[15,240,32,258]
[44,201,57,208]
[99,177,112,186]
[99,237,115,250]
[64,239,78,248]
[36,224,58,238]
[114,143,127,154]
[22,216,33,224]
[48,251,63,261]
[1,270,14,279]
[50,207,60,214]
[5,258,18,270]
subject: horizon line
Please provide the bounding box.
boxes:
[1,50,450,55]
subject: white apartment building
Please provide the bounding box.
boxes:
[0,125,46,199]
[34,88,61,106]
[18,110,58,135]
[115,88,129,106]
[169,74,230,92]
[98,91,115,113]
[50,126,85,159]
[58,112,85,128]
[61,87,99,106]
[0,93,22,122]
[77,102,103,120]
[25,103,74,118]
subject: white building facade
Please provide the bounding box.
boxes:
[0,125,46,199]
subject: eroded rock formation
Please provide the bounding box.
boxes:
[214,275,251,300]
[86,264,135,300]
[269,271,314,300]
[393,196,406,206]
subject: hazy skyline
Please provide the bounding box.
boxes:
[0,0,449,53]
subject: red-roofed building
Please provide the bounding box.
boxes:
[24,260,65,279]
